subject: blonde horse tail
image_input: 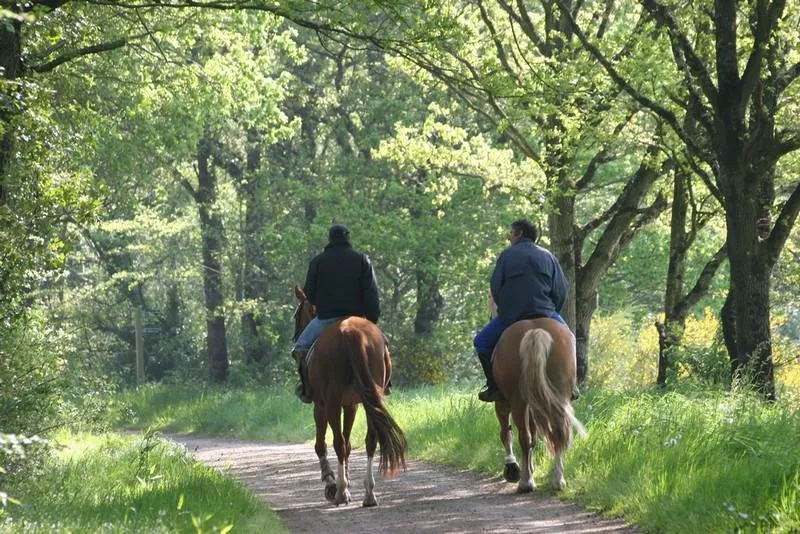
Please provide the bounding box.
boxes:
[519,329,584,455]
[342,326,408,476]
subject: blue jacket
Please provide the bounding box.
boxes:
[490,238,568,325]
[303,239,380,323]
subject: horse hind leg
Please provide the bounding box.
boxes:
[362,427,378,507]
[314,403,336,502]
[328,404,351,506]
[552,450,566,490]
[495,401,520,483]
[342,405,357,495]
[512,403,535,493]
[551,402,577,490]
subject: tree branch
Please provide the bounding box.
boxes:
[478,0,521,85]
[551,0,709,163]
[777,61,800,93]
[496,0,548,56]
[775,129,800,156]
[763,181,800,267]
[674,242,727,317]
[31,37,135,73]
[577,144,661,239]
[641,0,718,110]
[740,0,787,111]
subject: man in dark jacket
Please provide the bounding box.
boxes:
[474,219,569,402]
[292,224,381,403]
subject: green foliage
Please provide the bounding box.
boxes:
[0,434,49,519]
[0,312,68,436]
[588,312,658,390]
[0,431,284,533]
[391,334,450,385]
[669,309,730,386]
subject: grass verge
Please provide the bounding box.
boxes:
[0,430,285,533]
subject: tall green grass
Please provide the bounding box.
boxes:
[110,382,800,533]
[0,431,285,533]
[572,389,800,532]
[113,383,313,442]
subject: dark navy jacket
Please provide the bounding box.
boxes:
[303,239,380,323]
[490,237,568,325]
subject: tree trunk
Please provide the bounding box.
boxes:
[548,192,577,330]
[413,257,443,335]
[571,148,667,386]
[238,129,269,367]
[133,305,145,386]
[658,165,689,386]
[721,290,738,375]
[0,15,22,204]
[725,190,774,398]
[574,285,598,385]
[194,132,229,381]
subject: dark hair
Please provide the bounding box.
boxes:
[328,224,351,242]
[511,219,538,241]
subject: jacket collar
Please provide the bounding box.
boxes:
[325,240,352,250]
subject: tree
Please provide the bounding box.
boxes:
[559,0,800,398]
[353,1,671,385]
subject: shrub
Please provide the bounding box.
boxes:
[588,311,656,390]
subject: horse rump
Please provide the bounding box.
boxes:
[519,328,585,455]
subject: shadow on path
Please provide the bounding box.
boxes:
[171,435,637,534]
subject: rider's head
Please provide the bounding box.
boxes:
[328,224,351,243]
[510,219,538,243]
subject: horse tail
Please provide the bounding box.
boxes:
[342,326,408,476]
[519,329,584,455]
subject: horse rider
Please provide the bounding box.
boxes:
[292,224,381,403]
[474,219,569,402]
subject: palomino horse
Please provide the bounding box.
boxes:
[492,317,586,492]
[292,285,407,506]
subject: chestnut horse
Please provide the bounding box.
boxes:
[492,317,586,492]
[292,285,407,506]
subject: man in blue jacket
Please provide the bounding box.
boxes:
[292,224,381,403]
[474,219,569,402]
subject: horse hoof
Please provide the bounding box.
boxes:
[362,495,379,507]
[334,490,351,506]
[552,478,566,491]
[516,483,535,494]
[324,483,337,502]
[503,462,521,483]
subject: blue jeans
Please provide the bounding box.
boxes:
[473,313,567,357]
[293,317,344,351]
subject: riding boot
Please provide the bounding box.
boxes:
[292,350,312,404]
[477,351,502,402]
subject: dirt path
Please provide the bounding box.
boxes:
[171,435,636,533]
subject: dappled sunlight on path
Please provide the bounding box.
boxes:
[171,436,636,533]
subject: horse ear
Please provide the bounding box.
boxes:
[294,284,305,300]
